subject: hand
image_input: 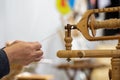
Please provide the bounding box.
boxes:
[3,41,43,65]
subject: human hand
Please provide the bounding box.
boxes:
[3,41,43,65]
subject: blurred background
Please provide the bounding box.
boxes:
[0,0,120,80]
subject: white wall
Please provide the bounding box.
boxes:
[3,0,61,41]
[0,0,6,47]
[0,0,68,80]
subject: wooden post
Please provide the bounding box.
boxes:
[111,39,120,80]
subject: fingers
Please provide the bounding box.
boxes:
[24,51,43,65]
[32,50,43,62]
[21,50,43,65]
[34,57,43,62]
[34,50,43,57]
[29,42,42,50]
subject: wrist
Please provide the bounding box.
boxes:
[3,47,14,64]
